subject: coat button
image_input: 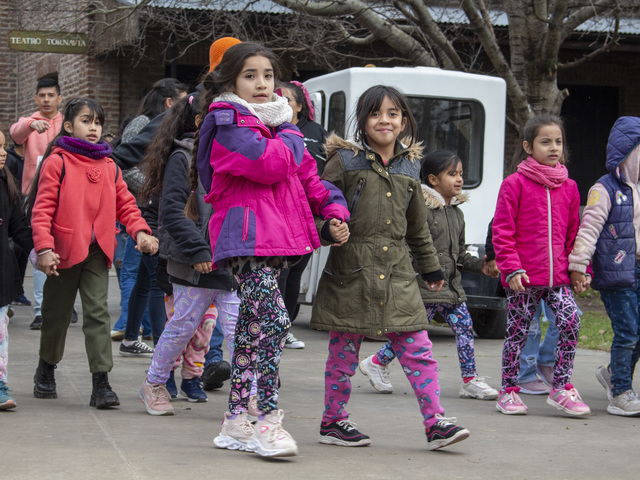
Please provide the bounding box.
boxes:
[386,219,391,224]
[377,330,382,335]
[386,192,391,197]
[382,246,388,252]
[256,120,260,124]
[305,246,311,251]
[379,274,385,280]
[240,119,245,124]
[0,218,3,226]
[379,301,383,307]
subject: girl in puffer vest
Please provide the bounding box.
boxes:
[493,115,588,416]
[569,116,640,417]
[194,42,350,458]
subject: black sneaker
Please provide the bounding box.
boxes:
[202,360,231,391]
[119,341,154,357]
[426,415,470,450]
[319,419,371,447]
[30,315,42,330]
[12,294,31,306]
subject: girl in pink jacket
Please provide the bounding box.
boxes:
[492,115,589,417]
[193,43,350,458]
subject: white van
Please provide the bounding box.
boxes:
[299,66,508,338]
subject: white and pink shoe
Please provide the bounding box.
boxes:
[546,383,591,416]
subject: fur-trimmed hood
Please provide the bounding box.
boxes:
[324,132,424,163]
[421,183,468,209]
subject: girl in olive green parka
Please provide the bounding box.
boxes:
[313,86,470,451]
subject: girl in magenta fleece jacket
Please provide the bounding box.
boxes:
[193,43,350,458]
[492,115,589,417]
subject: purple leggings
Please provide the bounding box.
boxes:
[502,285,580,389]
[323,330,445,431]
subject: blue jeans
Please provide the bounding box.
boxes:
[114,225,127,282]
[519,300,560,383]
[33,268,46,317]
[113,235,150,334]
[124,254,165,345]
[599,262,640,397]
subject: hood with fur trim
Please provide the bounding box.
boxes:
[324,133,424,163]
[421,183,468,209]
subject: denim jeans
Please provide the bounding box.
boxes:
[205,321,225,365]
[114,225,127,282]
[124,254,165,345]
[33,268,46,317]
[113,235,150,334]
[519,300,560,383]
[599,262,640,397]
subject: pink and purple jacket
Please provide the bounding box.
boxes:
[492,169,581,289]
[196,101,349,268]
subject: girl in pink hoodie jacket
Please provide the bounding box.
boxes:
[492,115,589,417]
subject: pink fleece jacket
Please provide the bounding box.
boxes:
[493,171,581,288]
[10,111,63,195]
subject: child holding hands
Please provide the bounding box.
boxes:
[27,98,157,409]
[493,115,588,416]
[569,116,640,416]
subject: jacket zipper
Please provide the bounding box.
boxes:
[350,178,366,212]
[242,207,249,242]
[546,186,553,288]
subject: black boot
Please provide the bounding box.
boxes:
[90,372,120,409]
[34,358,57,399]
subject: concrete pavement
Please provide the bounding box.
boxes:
[2,272,639,480]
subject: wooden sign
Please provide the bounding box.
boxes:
[8,30,89,54]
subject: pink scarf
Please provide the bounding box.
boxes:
[517,156,568,189]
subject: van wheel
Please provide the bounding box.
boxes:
[470,308,507,339]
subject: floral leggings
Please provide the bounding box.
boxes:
[375,303,477,378]
[324,330,445,431]
[228,267,289,415]
[502,286,580,389]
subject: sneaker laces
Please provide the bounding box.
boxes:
[263,410,290,441]
[134,341,154,353]
[286,332,299,343]
[151,383,170,403]
[336,419,359,432]
[0,383,11,395]
[378,364,391,384]
[432,414,458,428]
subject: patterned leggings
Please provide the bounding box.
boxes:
[376,303,477,378]
[324,330,445,431]
[228,267,289,415]
[147,285,236,384]
[502,286,580,389]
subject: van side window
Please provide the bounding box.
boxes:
[408,97,485,188]
[329,92,346,137]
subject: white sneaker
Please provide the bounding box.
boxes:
[359,355,393,393]
[214,411,258,452]
[459,377,499,400]
[608,390,640,416]
[253,409,298,457]
[596,365,614,401]
[284,332,305,349]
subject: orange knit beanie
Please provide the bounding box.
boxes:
[209,37,242,72]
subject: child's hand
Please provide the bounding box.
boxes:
[425,279,444,292]
[193,261,213,274]
[570,271,590,294]
[508,272,529,291]
[329,219,350,246]
[37,250,60,276]
[482,257,500,277]
[135,232,159,255]
[30,120,51,133]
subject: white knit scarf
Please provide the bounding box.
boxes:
[216,92,293,127]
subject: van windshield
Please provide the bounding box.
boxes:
[407,97,485,188]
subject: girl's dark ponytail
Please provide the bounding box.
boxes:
[185,72,219,221]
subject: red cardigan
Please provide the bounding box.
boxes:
[31,146,151,269]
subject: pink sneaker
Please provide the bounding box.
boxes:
[546,383,591,416]
[496,386,528,415]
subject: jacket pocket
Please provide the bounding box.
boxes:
[318,267,364,316]
[349,178,366,213]
[390,271,424,316]
[52,221,73,261]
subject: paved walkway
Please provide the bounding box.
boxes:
[3,273,638,479]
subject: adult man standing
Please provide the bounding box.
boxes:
[10,78,63,330]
